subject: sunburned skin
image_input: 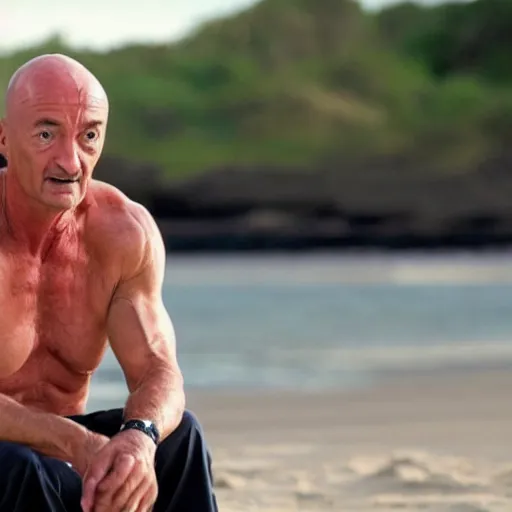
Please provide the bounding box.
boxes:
[0,181,124,414]
[0,54,179,419]
[3,54,109,216]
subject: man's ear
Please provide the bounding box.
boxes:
[0,119,8,165]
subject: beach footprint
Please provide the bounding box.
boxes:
[346,452,489,495]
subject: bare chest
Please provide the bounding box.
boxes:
[0,238,116,380]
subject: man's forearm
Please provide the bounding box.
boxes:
[123,365,185,440]
[0,393,89,460]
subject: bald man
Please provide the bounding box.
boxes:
[0,54,218,512]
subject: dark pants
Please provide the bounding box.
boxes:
[0,409,218,512]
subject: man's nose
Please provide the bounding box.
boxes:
[55,140,81,175]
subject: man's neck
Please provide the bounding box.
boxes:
[2,170,73,257]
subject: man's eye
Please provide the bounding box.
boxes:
[85,131,98,142]
[39,131,52,141]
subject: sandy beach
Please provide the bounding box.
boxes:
[81,255,512,511]
[186,368,512,511]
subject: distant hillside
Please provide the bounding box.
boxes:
[1,0,512,180]
[377,0,512,83]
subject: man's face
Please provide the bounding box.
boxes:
[0,72,108,211]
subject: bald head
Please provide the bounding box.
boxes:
[5,54,108,118]
[0,54,109,211]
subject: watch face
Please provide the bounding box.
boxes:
[121,419,159,444]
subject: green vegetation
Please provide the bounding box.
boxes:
[1,0,512,179]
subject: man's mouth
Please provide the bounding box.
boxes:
[47,177,79,184]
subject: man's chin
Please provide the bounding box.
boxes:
[41,194,82,212]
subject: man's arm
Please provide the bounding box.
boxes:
[80,203,184,512]
[0,393,104,470]
[106,203,185,441]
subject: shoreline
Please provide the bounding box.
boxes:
[187,367,512,460]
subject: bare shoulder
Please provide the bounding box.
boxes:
[86,179,165,279]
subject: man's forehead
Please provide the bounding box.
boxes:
[10,87,108,127]
[19,94,108,111]
[16,79,107,109]
[15,95,108,123]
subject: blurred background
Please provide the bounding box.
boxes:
[8,2,512,510]
[2,0,512,406]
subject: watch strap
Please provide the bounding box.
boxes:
[119,419,160,445]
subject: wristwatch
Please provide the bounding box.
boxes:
[119,419,160,445]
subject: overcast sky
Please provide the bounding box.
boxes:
[2,0,460,53]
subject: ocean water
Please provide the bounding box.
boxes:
[87,251,512,410]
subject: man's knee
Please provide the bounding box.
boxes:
[157,410,206,452]
[179,409,203,433]
[153,410,217,510]
[174,409,208,441]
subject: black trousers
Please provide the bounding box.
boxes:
[0,409,218,512]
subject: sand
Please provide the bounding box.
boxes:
[185,367,512,511]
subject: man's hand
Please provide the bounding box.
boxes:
[81,429,158,512]
[71,430,110,478]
